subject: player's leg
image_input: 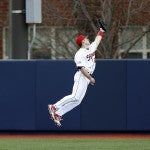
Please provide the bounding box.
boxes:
[48,71,89,126]
[54,74,89,116]
[48,72,81,126]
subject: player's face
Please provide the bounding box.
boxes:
[82,38,90,46]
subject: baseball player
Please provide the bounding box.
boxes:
[48,28,105,126]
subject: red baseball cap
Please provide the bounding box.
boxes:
[76,35,86,46]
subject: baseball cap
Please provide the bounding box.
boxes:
[76,35,86,46]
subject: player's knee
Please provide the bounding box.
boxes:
[73,97,82,105]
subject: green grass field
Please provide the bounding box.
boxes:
[0,137,150,150]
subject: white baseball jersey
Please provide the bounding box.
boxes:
[74,41,97,74]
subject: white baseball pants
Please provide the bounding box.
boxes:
[54,71,90,116]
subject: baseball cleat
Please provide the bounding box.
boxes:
[48,104,56,120]
[48,104,62,127]
[53,114,62,127]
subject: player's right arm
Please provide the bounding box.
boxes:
[80,67,95,85]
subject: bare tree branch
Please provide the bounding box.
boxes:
[78,0,97,33]
[121,31,149,58]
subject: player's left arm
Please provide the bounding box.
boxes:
[88,28,105,53]
[93,28,105,49]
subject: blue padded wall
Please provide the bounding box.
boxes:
[0,60,150,131]
[0,61,36,130]
[127,60,150,130]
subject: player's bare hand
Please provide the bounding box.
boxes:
[90,77,95,85]
[100,28,105,32]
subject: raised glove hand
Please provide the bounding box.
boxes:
[98,19,107,32]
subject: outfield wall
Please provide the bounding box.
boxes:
[0,60,150,131]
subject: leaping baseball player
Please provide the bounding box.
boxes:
[48,26,105,127]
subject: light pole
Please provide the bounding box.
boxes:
[10,0,28,59]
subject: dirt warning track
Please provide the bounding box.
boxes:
[0,133,150,139]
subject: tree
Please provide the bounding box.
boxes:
[31,0,150,59]
[75,0,150,58]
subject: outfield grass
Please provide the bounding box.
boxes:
[0,137,150,150]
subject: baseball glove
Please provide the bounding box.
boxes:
[98,19,107,32]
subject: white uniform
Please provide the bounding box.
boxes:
[54,41,97,116]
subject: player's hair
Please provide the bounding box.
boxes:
[79,43,82,47]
